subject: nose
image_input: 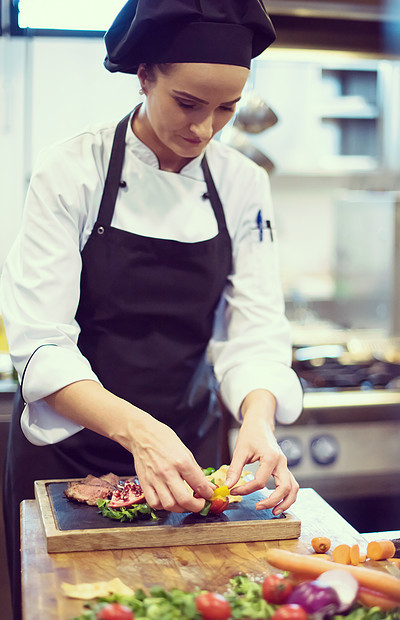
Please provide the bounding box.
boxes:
[189,115,213,141]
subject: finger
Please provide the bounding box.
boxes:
[230,458,272,496]
[165,474,209,513]
[272,476,299,515]
[255,473,298,513]
[225,451,249,489]
[147,477,207,513]
[229,479,260,496]
[153,486,188,513]
[140,483,161,510]
[181,464,215,500]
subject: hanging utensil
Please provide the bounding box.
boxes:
[234,91,278,134]
[220,126,275,173]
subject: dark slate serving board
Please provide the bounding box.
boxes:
[34,479,301,552]
[48,482,284,531]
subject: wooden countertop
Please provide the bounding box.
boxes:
[20,488,373,620]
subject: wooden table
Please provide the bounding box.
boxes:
[20,488,373,620]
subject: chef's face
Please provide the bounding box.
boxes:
[137,62,249,162]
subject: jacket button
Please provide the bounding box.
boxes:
[97,226,105,235]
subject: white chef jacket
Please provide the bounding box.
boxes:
[0,114,303,446]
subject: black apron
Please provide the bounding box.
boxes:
[3,112,232,620]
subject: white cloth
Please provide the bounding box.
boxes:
[0,114,303,445]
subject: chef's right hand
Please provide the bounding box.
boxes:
[128,412,215,513]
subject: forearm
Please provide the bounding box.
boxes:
[240,388,276,430]
[45,380,215,512]
[44,379,149,452]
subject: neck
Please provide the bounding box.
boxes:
[131,104,193,172]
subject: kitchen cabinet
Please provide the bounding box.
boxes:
[20,488,378,620]
[250,51,400,176]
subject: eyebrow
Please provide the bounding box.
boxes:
[172,89,241,106]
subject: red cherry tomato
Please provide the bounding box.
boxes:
[96,602,134,620]
[195,591,231,620]
[209,497,229,514]
[271,604,308,620]
[262,573,293,604]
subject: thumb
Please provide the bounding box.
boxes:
[225,455,246,489]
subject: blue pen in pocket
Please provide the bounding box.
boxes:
[256,209,263,242]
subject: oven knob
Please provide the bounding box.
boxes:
[278,436,303,467]
[310,434,339,465]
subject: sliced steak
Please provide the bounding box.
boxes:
[100,473,121,487]
[64,473,120,506]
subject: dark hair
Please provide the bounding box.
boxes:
[141,63,174,82]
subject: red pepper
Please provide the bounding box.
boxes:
[209,496,229,514]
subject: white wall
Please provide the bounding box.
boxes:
[0,36,141,272]
[0,38,26,269]
[2,36,392,310]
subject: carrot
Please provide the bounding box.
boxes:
[310,553,331,560]
[360,553,367,563]
[265,548,400,601]
[350,544,360,566]
[367,540,396,561]
[332,543,351,564]
[389,558,400,568]
[311,537,331,553]
[357,587,400,611]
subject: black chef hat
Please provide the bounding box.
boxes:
[104,0,276,74]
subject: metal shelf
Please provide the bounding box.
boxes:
[304,388,400,410]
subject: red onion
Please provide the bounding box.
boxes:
[316,570,359,613]
[287,581,340,619]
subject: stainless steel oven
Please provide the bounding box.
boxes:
[228,355,400,533]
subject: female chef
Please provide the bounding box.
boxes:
[1,1,303,617]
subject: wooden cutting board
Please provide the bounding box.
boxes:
[34,478,301,553]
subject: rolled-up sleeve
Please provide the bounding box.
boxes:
[209,162,303,424]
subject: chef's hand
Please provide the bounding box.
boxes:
[225,389,299,515]
[44,381,214,514]
[129,412,215,514]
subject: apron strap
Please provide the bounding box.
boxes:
[96,111,131,227]
[201,155,229,233]
[95,109,229,237]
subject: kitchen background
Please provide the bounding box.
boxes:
[1,1,400,616]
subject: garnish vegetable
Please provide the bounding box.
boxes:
[311,537,331,554]
[317,569,359,612]
[265,548,400,601]
[287,580,340,618]
[367,541,396,561]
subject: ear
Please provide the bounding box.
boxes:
[137,64,150,95]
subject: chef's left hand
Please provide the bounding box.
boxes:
[225,389,299,515]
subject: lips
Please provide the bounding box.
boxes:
[182,136,202,144]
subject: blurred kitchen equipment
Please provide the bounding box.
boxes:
[220,126,275,173]
[233,91,278,134]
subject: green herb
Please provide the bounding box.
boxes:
[71,587,204,619]
[97,499,159,522]
[201,467,216,476]
[70,574,400,620]
[334,606,400,620]
[226,574,275,619]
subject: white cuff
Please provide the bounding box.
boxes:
[219,361,303,424]
[20,344,101,445]
[21,401,84,446]
[21,344,100,402]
